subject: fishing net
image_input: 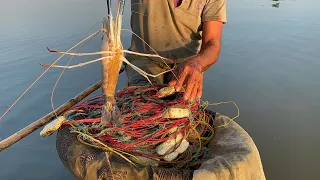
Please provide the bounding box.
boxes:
[60,84,215,170]
[55,84,266,180]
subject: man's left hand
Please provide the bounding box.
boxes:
[168,59,203,102]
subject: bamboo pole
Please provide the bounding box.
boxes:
[0,80,102,152]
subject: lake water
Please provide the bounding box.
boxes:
[0,0,319,179]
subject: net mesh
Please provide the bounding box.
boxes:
[60,85,215,170]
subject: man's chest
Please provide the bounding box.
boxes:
[132,0,206,17]
[173,0,183,7]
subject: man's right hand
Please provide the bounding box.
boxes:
[168,59,203,102]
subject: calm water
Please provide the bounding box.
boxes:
[0,0,319,179]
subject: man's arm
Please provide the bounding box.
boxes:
[169,21,224,102]
[198,21,223,72]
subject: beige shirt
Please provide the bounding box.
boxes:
[127,0,227,63]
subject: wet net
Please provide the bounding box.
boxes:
[61,84,215,170]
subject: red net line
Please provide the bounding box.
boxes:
[61,85,212,166]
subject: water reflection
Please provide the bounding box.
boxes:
[272,2,280,8]
[271,0,280,8]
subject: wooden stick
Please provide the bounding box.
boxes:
[0,81,102,152]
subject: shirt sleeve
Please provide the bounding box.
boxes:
[201,0,227,23]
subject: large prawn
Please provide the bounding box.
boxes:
[100,0,125,125]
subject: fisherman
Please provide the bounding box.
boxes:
[125,0,226,102]
[55,1,266,179]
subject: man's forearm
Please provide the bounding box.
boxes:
[194,39,221,72]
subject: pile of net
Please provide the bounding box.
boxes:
[60,85,215,169]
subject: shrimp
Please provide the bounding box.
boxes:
[100,0,125,125]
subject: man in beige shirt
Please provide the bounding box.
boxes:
[55,1,265,179]
[125,0,227,102]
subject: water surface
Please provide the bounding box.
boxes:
[0,0,319,179]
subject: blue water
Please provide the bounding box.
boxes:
[0,0,319,179]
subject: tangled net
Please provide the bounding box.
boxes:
[61,85,215,169]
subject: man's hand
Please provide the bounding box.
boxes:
[168,21,224,102]
[168,59,203,102]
